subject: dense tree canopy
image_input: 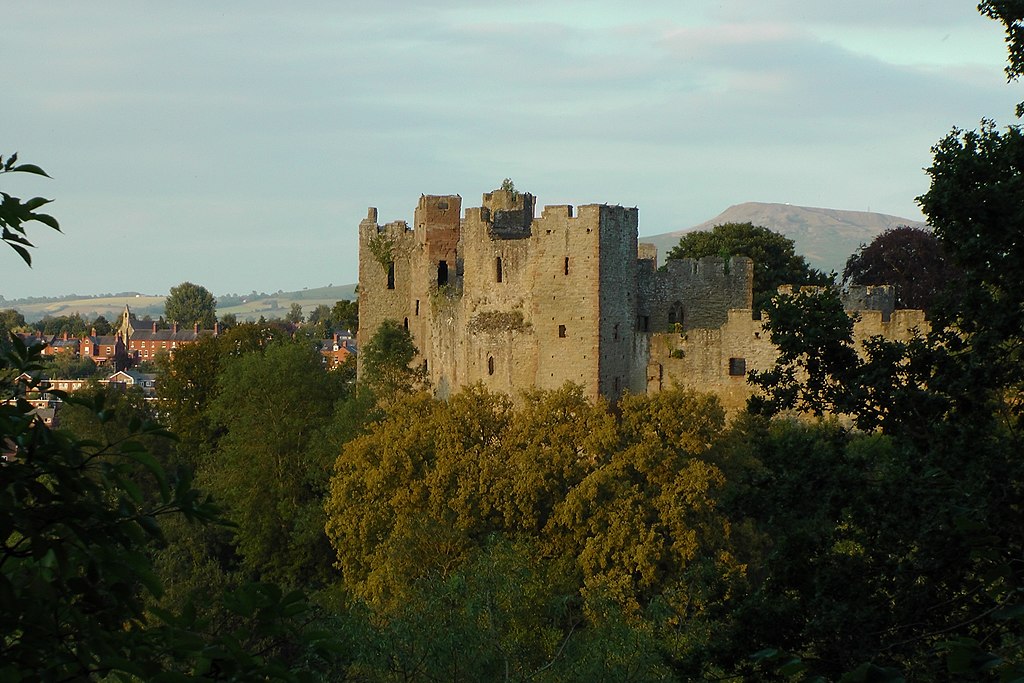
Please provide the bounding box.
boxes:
[738,12,1024,674]
[359,318,424,399]
[667,222,831,312]
[200,339,346,586]
[842,226,960,312]
[164,281,217,329]
[2,178,326,681]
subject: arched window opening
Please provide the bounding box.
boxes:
[403,317,409,330]
[487,356,495,375]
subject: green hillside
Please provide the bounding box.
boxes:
[5,284,357,324]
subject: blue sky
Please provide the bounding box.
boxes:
[3,1,1019,298]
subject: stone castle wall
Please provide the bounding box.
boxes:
[358,187,918,412]
[647,305,929,415]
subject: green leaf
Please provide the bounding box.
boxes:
[32,213,60,231]
[9,163,51,177]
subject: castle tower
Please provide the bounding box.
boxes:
[356,189,674,403]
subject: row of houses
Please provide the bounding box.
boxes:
[16,306,221,369]
[17,305,357,371]
[10,369,158,429]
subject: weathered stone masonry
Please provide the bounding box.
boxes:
[357,188,925,411]
[358,188,754,403]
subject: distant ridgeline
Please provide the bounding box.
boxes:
[358,188,926,414]
[3,285,357,324]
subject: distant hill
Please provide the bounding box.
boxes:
[5,284,357,324]
[217,284,357,321]
[640,202,928,275]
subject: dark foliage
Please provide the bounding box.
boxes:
[667,222,831,312]
[842,226,960,312]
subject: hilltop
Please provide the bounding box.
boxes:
[640,202,927,275]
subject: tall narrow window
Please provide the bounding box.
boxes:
[415,300,420,315]
[564,257,570,275]
[558,324,567,338]
[387,262,395,289]
[487,356,495,375]
[437,260,448,286]
[403,317,409,330]
[613,323,619,340]
[496,257,503,283]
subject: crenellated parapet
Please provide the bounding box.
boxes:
[353,185,917,410]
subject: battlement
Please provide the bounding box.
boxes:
[842,285,895,321]
[665,255,752,280]
[638,243,658,266]
[359,213,412,239]
[415,194,461,228]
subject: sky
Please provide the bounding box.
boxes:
[3,1,1020,299]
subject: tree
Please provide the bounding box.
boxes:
[734,7,1024,674]
[667,222,831,312]
[285,302,304,325]
[359,318,425,398]
[981,0,1024,116]
[219,311,238,328]
[1,153,60,266]
[200,340,345,586]
[164,281,216,329]
[0,308,26,333]
[842,226,960,312]
[90,314,112,335]
[38,313,88,337]
[330,298,358,332]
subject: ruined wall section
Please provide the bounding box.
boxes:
[649,257,753,333]
[649,310,776,415]
[411,195,462,385]
[853,308,927,344]
[648,305,929,417]
[595,204,641,398]
[843,285,896,322]
[530,204,603,396]
[453,190,538,397]
[356,209,418,378]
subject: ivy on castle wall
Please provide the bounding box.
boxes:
[366,232,395,271]
[467,310,529,335]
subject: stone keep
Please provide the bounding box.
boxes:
[357,188,754,402]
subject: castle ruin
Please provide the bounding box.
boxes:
[357,188,927,412]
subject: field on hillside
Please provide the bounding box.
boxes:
[218,285,357,321]
[13,295,167,323]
